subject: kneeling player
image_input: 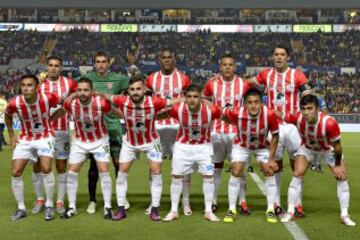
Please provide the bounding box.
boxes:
[163,84,222,222]
[222,88,279,223]
[51,78,114,220]
[5,74,59,221]
[278,95,356,226]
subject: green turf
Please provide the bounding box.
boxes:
[0,133,359,240]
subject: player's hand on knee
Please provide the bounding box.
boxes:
[268,160,278,172]
[333,166,346,180]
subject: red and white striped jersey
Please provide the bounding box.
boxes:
[169,102,222,144]
[39,76,77,131]
[284,112,341,151]
[256,67,308,123]
[203,75,251,134]
[223,105,279,150]
[62,96,111,142]
[112,96,168,146]
[6,93,59,141]
[145,69,191,125]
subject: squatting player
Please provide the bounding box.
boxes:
[276,94,356,226]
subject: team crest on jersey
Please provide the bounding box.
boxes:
[107,83,113,89]
[286,83,295,92]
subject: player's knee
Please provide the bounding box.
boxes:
[12,169,23,177]
[151,169,161,175]
[231,168,242,177]
[55,162,67,173]
[293,170,305,178]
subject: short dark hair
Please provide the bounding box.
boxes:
[77,77,93,89]
[159,47,175,57]
[46,55,63,65]
[20,74,39,85]
[271,44,290,56]
[94,51,110,62]
[184,84,202,94]
[220,53,236,63]
[300,94,319,108]
[243,88,263,101]
[128,74,145,86]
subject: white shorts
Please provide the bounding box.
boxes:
[12,137,55,162]
[211,132,235,163]
[156,123,179,156]
[294,145,342,167]
[231,145,270,164]
[53,131,70,160]
[274,124,301,161]
[69,137,111,164]
[119,138,162,163]
[172,142,214,176]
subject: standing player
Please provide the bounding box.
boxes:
[163,84,222,222]
[99,76,182,221]
[203,53,251,212]
[0,92,7,151]
[248,45,312,216]
[277,95,356,226]
[222,88,279,223]
[82,51,129,213]
[31,56,77,215]
[5,74,59,221]
[145,48,192,215]
[50,77,114,219]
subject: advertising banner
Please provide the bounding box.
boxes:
[293,24,332,33]
[100,24,137,32]
[0,23,23,31]
[177,25,253,33]
[333,24,360,32]
[254,24,292,33]
[24,24,99,32]
[139,24,176,32]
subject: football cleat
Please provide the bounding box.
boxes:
[274,205,285,216]
[125,198,130,210]
[144,205,152,215]
[204,212,220,222]
[44,207,55,221]
[266,209,278,223]
[280,212,295,223]
[61,208,76,219]
[56,201,66,214]
[223,209,237,223]
[149,207,161,221]
[239,201,250,216]
[86,201,96,214]
[294,205,305,218]
[103,207,113,220]
[32,199,45,214]
[112,206,126,221]
[11,209,26,221]
[163,211,179,222]
[183,202,192,216]
[341,215,356,226]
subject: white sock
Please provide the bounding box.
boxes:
[151,174,163,208]
[100,172,112,209]
[228,175,241,210]
[203,177,215,213]
[275,172,282,206]
[42,172,55,208]
[170,178,183,212]
[182,174,191,205]
[32,172,44,200]
[12,176,25,210]
[287,176,302,214]
[213,168,222,205]
[116,172,128,207]
[337,180,350,217]
[296,182,303,207]
[67,171,78,209]
[57,172,67,203]
[265,176,277,210]
[238,175,247,204]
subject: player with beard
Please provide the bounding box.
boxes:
[50,77,116,220]
[98,75,182,221]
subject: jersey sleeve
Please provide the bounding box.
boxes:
[182,74,192,90]
[268,110,279,134]
[223,107,239,123]
[202,80,213,98]
[168,104,179,119]
[211,104,222,120]
[295,70,308,87]
[283,112,300,125]
[111,95,127,110]
[153,97,168,111]
[69,79,77,93]
[62,99,72,112]
[101,98,112,113]
[326,117,341,142]
[255,69,268,85]
[5,98,16,116]
[145,74,154,90]
[48,93,60,107]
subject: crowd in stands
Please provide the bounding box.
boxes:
[0,30,359,114]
